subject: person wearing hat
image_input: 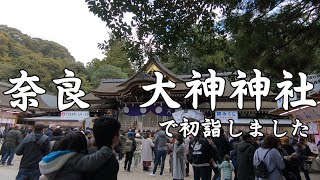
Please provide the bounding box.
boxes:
[134,134,142,168]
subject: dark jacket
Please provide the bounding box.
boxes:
[237,141,255,180]
[189,137,213,166]
[230,148,238,169]
[210,143,219,162]
[282,144,295,155]
[87,148,119,180]
[127,137,137,153]
[154,131,169,151]
[215,136,231,162]
[5,129,22,148]
[16,133,50,169]
[45,128,54,141]
[39,146,114,180]
[295,145,313,162]
[50,136,64,152]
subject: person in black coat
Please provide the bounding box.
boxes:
[215,129,231,163]
[87,116,121,180]
[237,132,255,180]
[15,124,50,180]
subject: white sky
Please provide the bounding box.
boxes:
[0,0,110,65]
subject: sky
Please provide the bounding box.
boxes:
[0,0,110,65]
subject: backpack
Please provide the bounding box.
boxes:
[124,139,133,152]
[255,148,276,178]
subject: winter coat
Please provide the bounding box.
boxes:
[125,137,137,153]
[172,143,185,180]
[311,145,320,171]
[134,138,142,154]
[45,128,54,141]
[153,131,169,151]
[16,133,50,170]
[49,136,63,152]
[295,144,313,163]
[215,136,231,161]
[217,161,234,180]
[86,149,119,180]
[189,137,213,166]
[210,143,219,163]
[39,146,113,180]
[253,148,285,180]
[4,129,22,148]
[184,137,190,155]
[237,141,255,180]
[141,137,154,161]
[281,144,295,156]
[230,149,238,169]
[120,135,127,154]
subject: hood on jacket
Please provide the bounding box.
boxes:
[39,150,76,175]
[238,141,252,152]
[158,131,166,138]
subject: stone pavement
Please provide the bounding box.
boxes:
[0,156,320,180]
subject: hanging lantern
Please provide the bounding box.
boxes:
[140,108,147,113]
[123,106,129,113]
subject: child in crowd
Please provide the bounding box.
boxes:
[217,155,234,180]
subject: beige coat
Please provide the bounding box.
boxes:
[141,138,154,162]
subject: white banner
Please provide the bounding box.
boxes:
[172,110,204,123]
[61,111,89,119]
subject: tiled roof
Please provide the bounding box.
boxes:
[90,58,277,100]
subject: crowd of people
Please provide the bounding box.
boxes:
[0,120,320,180]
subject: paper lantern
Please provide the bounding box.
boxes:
[140,108,147,113]
[123,107,129,113]
[155,106,163,113]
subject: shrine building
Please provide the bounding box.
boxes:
[86,58,292,134]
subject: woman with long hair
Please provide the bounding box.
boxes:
[172,133,185,180]
[253,135,285,180]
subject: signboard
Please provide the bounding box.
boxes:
[35,120,83,127]
[308,73,320,95]
[61,111,89,120]
[0,112,17,124]
[215,111,238,121]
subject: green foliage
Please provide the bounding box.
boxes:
[87,36,136,88]
[0,25,92,93]
[102,40,136,76]
[87,63,128,88]
[225,0,320,80]
[86,0,222,66]
[86,0,320,84]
